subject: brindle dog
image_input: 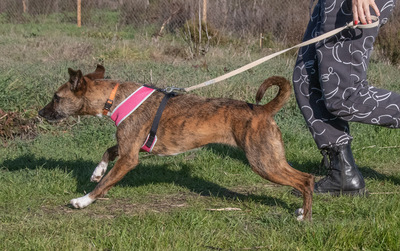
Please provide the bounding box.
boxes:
[39,65,314,220]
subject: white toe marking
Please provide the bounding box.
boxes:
[295,208,304,221]
[91,161,108,182]
[70,194,95,209]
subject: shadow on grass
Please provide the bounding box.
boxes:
[2,143,399,215]
[0,151,292,211]
[205,144,400,186]
[0,154,99,192]
[281,157,400,186]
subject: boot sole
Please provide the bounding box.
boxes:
[316,187,369,197]
[291,187,369,197]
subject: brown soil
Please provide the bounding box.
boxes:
[0,109,38,144]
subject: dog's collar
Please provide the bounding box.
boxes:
[103,83,120,116]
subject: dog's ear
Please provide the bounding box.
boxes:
[84,64,105,80]
[95,64,105,76]
[68,68,86,94]
[83,76,93,85]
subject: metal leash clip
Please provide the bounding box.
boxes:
[163,86,186,93]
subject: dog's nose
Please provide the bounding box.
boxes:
[38,109,44,117]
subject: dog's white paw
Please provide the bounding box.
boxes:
[90,161,108,183]
[295,208,304,221]
[70,194,94,209]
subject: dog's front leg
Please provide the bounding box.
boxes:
[91,145,119,183]
[71,154,138,209]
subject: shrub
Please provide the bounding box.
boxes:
[376,8,400,65]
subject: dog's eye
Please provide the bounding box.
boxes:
[54,94,60,103]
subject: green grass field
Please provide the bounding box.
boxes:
[1,17,400,250]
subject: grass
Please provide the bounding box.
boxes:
[1,15,400,250]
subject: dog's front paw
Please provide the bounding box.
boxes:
[70,194,94,209]
[90,161,108,183]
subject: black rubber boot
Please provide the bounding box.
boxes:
[314,144,367,196]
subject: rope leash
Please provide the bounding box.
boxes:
[167,16,380,93]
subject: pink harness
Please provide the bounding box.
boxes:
[110,86,157,152]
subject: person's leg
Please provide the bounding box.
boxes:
[293,0,359,195]
[317,0,399,129]
[314,0,397,195]
[293,0,353,150]
[293,0,397,195]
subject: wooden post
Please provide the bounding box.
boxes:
[22,0,27,13]
[198,0,202,47]
[202,0,207,23]
[77,0,81,27]
[54,0,59,13]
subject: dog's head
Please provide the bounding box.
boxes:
[38,65,105,122]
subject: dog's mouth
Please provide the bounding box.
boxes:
[38,109,67,123]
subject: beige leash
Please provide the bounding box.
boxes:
[181,16,379,92]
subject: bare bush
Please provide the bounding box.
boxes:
[377,7,400,65]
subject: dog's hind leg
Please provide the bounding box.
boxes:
[71,153,138,209]
[91,145,119,183]
[246,151,314,221]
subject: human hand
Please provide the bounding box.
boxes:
[352,0,380,25]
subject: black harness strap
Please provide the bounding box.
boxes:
[142,86,176,151]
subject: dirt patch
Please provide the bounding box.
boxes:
[0,109,38,144]
[40,192,202,219]
[0,110,85,145]
[101,193,192,217]
[40,185,283,219]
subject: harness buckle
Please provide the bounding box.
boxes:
[103,83,120,116]
[103,99,113,115]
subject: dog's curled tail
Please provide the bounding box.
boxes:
[255,76,291,116]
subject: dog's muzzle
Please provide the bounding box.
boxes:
[38,108,66,122]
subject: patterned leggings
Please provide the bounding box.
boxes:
[293,0,398,149]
